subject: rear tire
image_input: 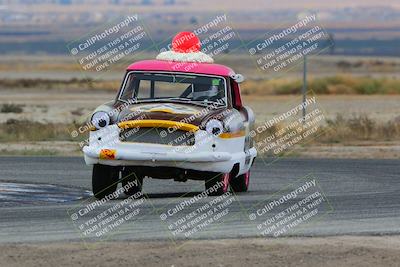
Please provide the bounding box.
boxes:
[205,173,230,196]
[121,167,143,196]
[92,164,119,199]
[230,171,250,192]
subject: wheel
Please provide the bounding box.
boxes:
[121,167,143,196]
[205,173,230,196]
[92,164,119,199]
[230,171,250,192]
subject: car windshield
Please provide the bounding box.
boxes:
[119,72,227,106]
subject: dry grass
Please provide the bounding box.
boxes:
[241,75,400,95]
[0,78,120,91]
[0,119,86,142]
[1,75,400,95]
[320,115,400,143]
[2,115,399,144]
[254,115,400,151]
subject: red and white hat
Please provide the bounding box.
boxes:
[156,31,214,63]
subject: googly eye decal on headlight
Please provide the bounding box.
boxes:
[91,111,110,129]
[206,119,224,136]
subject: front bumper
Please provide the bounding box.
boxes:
[83,125,257,173]
[83,146,232,162]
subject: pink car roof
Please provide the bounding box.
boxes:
[127,59,235,77]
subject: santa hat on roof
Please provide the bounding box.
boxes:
[156,31,214,63]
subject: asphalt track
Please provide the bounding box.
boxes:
[0,156,399,243]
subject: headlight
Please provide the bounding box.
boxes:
[206,119,224,136]
[91,111,110,129]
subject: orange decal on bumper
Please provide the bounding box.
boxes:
[99,149,116,160]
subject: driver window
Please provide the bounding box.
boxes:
[137,80,151,98]
[193,81,224,101]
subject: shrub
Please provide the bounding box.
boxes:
[0,103,24,113]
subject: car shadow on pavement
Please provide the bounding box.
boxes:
[144,191,204,199]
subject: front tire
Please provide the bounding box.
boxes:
[92,164,119,199]
[205,173,230,196]
[121,167,143,196]
[230,171,250,192]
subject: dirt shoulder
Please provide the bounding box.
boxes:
[1,141,399,159]
[1,236,399,267]
[1,90,399,158]
[293,142,400,159]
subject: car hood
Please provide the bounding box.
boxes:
[117,102,226,127]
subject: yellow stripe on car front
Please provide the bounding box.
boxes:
[219,130,245,139]
[118,119,199,132]
[117,119,244,138]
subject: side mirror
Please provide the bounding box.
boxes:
[230,73,245,83]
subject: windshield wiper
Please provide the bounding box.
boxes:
[166,97,192,101]
[124,97,225,107]
[167,98,226,107]
[166,98,209,107]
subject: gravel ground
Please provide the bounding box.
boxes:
[1,236,399,267]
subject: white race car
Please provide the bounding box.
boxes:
[83,32,257,198]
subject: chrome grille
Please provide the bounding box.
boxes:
[120,128,195,146]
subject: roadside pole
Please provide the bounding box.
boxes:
[302,55,307,124]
